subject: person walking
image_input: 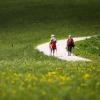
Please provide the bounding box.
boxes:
[49,34,57,56]
[67,35,75,56]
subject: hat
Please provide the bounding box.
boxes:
[51,34,55,37]
[68,35,72,38]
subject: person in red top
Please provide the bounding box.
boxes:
[49,34,57,56]
[67,35,75,56]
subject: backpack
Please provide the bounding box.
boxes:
[50,39,57,49]
[67,38,74,46]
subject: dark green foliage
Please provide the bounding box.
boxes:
[0,0,100,100]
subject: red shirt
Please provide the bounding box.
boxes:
[67,38,74,46]
[50,40,57,49]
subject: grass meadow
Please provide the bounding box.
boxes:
[0,0,100,100]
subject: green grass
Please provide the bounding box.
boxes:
[0,0,100,100]
[74,35,100,61]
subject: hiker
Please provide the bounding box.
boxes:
[67,35,75,56]
[49,34,57,56]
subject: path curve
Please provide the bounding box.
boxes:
[36,36,92,61]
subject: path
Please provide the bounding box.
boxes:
[36,36,92,61]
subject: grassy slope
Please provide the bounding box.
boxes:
[74,35,100,61]
[0,0,100,100]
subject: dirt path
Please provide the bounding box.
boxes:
[36,36,92,61]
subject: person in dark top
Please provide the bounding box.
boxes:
[67,35,75,56]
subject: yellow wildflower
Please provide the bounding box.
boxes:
[25,73,37,81]
[47,71,56,77]
[13,73,18,77]
[40,75,47,82]
[83,73,90,79]
[13,73,20,80]
[56,67,63,70]
[58,76,71,81]
[27,74,33,81]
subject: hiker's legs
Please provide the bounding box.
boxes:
[69,46,72,56]
[50,48,55,56]
[53,49,55,56]
[67,46,70,56]
[50,48,53,55]
[68,46,72,56]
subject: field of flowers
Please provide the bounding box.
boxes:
[0,56,100,100]
[0,0,100,100]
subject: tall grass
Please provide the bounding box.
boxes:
[0,0,100,100]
